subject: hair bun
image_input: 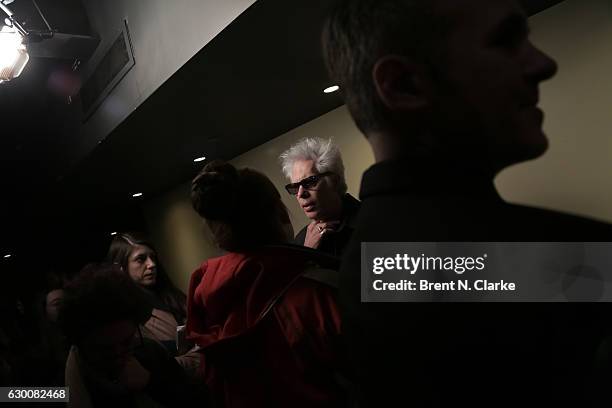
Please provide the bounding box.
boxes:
[191,160,239,221]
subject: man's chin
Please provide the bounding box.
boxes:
[523,128,549,159]
[304,210,319,220]
[503,136,549,169]
[520,110,549,157]
[491,130,548,172]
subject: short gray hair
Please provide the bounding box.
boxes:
[322,0,445,134]
[279,137,348,195]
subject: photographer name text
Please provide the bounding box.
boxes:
[372,279,516,292]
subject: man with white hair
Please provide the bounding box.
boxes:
[280,137,360,257]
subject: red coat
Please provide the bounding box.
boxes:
[186,246,345,408]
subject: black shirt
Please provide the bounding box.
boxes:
[340,156,612,407]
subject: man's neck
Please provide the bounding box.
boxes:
[368,129,438,163]
[367,131,498,180]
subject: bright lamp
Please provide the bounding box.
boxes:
[0,0,30,84]
[0,25,29,83]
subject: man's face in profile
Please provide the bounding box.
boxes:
[429,0,558,170]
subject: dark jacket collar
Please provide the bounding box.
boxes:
[360,154,503,203]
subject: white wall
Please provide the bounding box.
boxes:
[73,0,256,162]
[144,0,612,291]
[143,182,220,292]
[496,0,612,220]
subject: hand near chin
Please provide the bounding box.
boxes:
[304,220,340,249]
[117,356,150,391]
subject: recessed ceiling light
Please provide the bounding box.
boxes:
[3,254,11,259]
[193,156,206,162]
[132,192,143,198]
[323,85,339,94]
[110,232,117,236]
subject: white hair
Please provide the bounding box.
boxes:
[279,137,347,195]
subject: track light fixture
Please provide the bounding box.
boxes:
[0,0,54,83]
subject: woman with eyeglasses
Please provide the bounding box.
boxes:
[107,232,201,378]
[61,263,207,408]
[187,160,348,408]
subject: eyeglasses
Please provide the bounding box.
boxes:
[284,172,333,195]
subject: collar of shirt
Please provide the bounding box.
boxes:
[360,154,503,203]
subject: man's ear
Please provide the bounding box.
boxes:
[372,55,431,111]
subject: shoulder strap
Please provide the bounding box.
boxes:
[302,265,339,289]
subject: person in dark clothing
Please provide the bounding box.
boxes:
[60,263,207,408]
[280,137,360,257]
[322,0,612,406]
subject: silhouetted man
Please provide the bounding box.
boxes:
[322,0,612,406]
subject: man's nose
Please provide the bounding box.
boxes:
[525,42,558,84]
[297,185,309,199]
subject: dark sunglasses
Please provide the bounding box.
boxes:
[285,172,333,195]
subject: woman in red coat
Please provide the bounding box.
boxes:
[187,160,347,408]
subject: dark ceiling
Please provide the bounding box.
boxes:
[0,0,566,274]
[3,0,92,34]
[62,0,344,208]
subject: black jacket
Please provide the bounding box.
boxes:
[340,156,612,407]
